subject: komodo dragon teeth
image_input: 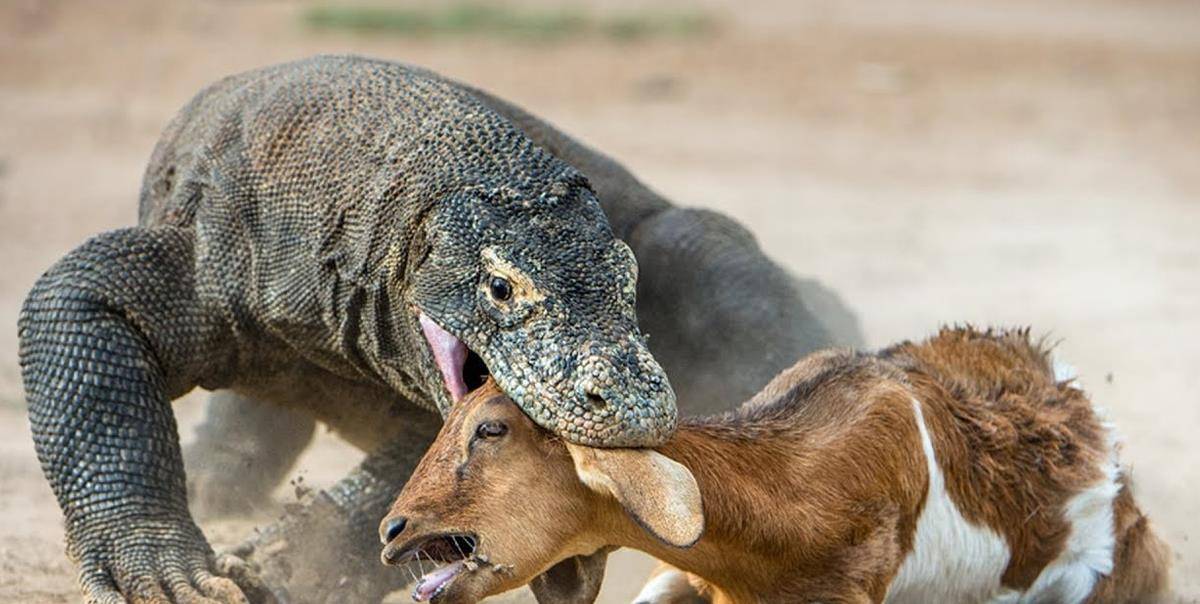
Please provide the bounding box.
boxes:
[21,55,862,603]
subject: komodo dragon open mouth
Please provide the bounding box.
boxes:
[419,313,491,403]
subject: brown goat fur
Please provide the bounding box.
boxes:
[381,326,1169,603]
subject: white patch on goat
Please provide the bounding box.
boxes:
[1019,394,1120,603]
[633,568,693,603]
[885,397,1015,604]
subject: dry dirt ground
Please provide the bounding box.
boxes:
[2,0,1198,601]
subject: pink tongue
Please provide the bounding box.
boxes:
[413,560,466,601]
[419,313,469,402]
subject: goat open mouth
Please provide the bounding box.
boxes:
[384,532,479,602]
[419,313,491,403]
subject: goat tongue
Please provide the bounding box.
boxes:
[419,313,469,402]
[413,560,465,602]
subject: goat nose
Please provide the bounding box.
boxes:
[380,516,408,544]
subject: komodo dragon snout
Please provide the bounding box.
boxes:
[406,174,676,447]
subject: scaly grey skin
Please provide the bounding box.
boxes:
[21,55,864,603]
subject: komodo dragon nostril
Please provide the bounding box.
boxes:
[586,393,607,410]
[381,516,408,544]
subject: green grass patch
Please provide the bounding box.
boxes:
[301,3,714,42]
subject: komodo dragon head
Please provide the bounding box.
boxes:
[403,172,675,447]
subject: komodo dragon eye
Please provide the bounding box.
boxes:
[475,420,508,439]
[488,276,513,302]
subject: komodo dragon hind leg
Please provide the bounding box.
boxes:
[185,390,317,519]
[234,409,442,604]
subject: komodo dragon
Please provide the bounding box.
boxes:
[19,55,863,604]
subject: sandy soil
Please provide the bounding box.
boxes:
[1,0,1198,601]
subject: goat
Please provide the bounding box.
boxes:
[379,327,1170,603]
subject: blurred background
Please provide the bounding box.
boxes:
[1,0,1198,601]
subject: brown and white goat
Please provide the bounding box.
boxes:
[380,327,1170,603]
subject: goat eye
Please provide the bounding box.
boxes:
[488,276,513,302]
[475,420,507,439]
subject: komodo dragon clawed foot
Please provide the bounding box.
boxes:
[68,514,272,604]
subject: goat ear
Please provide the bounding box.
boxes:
[565,443,704,548]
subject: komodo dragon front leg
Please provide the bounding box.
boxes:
[20,227,271,603]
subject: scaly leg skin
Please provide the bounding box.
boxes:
[185,391,317,520]
[235,411,442,604]
[19,227,268,604]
